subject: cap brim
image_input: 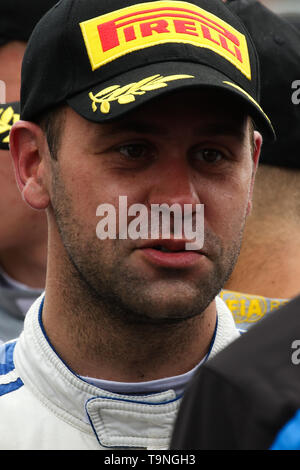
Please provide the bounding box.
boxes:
[0,101,20,150]
[67,62,275,141]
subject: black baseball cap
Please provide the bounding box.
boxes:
[226,0,300,168]
[0,0,59,46]
[0,102,20,150]
[21,0,275,140]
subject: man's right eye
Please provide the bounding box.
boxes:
[117,143,152,160]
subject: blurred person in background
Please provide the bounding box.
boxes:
[0,1,58,341]
[219,0,300,331]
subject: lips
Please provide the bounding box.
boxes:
[138,239,204,268]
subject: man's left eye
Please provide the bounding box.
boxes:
[193,149,224,163]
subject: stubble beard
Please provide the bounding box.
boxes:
[50,168,245,329]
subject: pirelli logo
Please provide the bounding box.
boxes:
[80,1,251,79]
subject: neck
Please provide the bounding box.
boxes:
[43,248,217,382]
[225,225,300,299]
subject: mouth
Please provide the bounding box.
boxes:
[153,245,178,253]
[150,245,197,253]
[140,238,203,252]
[138,240,204,268]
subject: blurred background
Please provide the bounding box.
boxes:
[260,0,300,29]
[261,0,300,13]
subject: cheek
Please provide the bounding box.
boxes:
[201,169,253,238]
[56,166,145,245]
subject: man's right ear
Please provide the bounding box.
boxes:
[9,121,50,210]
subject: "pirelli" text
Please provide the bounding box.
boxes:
[80,1,251,78]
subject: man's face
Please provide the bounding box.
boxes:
[46,89,259,324]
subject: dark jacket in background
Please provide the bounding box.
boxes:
[171,295,300,450]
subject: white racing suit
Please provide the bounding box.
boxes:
[0,294,240,450]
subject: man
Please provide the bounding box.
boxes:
[170,293,300,450]
[1,0,273,450]
[219,0,300,330]
[0,0,58,341]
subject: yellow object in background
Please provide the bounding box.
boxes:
[220,289,289,330]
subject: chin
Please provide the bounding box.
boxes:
[127,294,204,325]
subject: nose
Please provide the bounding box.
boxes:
[147,160,201,209]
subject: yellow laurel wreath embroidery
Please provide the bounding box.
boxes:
[89,74,195,114]
[0,106,20,144]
